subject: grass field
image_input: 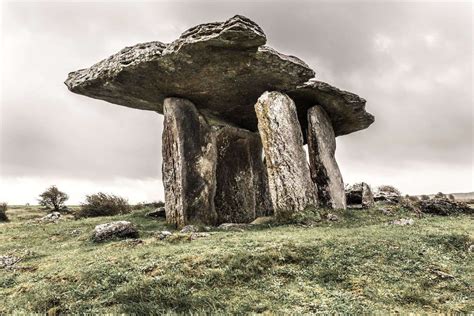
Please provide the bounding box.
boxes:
[0,205,473,314]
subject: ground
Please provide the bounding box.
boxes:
[0,205,472,314]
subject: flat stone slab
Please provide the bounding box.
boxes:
[65,15,374,136]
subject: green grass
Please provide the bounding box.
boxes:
[0,206,473,314]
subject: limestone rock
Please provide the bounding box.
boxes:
[416,198,472,216]
[346,183,374,208]
[162,98,218,228]
[92,221,138,242]
[255,91,318,217]
[307,106,346,209]
[157,231,172,240]
[39,212,61,223]
[218,223,251,231]
[213,125,271,223]
[250,216,274,225]
[65,15,373,137]
[180,225,200,233]
[389,218,414,226]
[0,255,22,269]
[374,186,402,204]
[327,213,339,221]
[146,207,166,218]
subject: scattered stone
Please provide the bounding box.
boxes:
[374,186,402,204]
[162,97,218,228]
[389,218,414,226]
[250,216,274,225]
[123,238,144,246]
[190,232,211,240]
[416,198,472,216]
[307,106,346,209]
[255,91,318,217]
[468,244,474,253]
[430,268,455,279]
[39,212,61,223]
[218,223,251,231]
[70,229,82,236]
[345,183,374,208]
[180,225,200,233]
[378,208,393,216]
[146,207,166,218]
[0,255,22,269]
[92,221,139,242]
[156,231,172,240]
[326,213,339,221]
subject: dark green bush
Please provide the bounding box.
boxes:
[0,202,8,222]
[38,185,69,213]
[77,193,131,218]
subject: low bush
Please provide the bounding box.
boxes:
[0,202,8,222]
[132,201,164,210]
[76,193,131,218]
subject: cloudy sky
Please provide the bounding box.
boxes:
[0,0,472,204]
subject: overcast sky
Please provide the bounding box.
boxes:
[0,0,472,204]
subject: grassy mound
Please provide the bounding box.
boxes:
[0,206,473,314]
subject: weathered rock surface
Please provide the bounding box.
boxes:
[307,106,346,209]
[374,186,402,204]
[389,218,414,226]
[39,212,61,223]
[416,198,472,216]
[92,221,138,242]
[346,183,374,208]
[162,98,218,228]
[213,125,271,223]
[65,15,373,137]
[255,91,318,217]
[0,255,21,269]
[218,223,251,231]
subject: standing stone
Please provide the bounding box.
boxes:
[307,106,346,209]
[162,98,217,228]
[213,126,272,223]
[255,91,318,218]
[345,182,374,208]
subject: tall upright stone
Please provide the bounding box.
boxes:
[255,91,318,218]
[307,106,346,209]
[162,98,218,227]
[213,126,271,223]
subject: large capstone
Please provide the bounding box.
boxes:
[213,126,271,223]
[307,106,346,209]
[255,91,318,217]
[65,15,374,137]
[162,97,218,227]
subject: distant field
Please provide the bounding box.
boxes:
[0,205,473,314]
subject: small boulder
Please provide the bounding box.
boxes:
[374,186,402,204]
[389,218,414,226]
[157,230,172,240]
[0,255,21,269]
[327,213,339,221]
[190,232,211,240]
[92,221,138,242]
[146,207,166,218]
[218,223,250,231]
[250,216,274,225]
[40,212,61,222]
[180,225,200,233]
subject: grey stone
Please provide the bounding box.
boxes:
[162,98,218,228]
[255,91,318,217]
[146,207,166,218]
[389,218,414,226]
[213,125,271,223]
[416,198,472,216]
[327,213,339,221]
[180,225,200,233]
[250,216,274,225]
[92,221,138,242]
[0,255,22,269]
[307,106,346,209]
[39,212,61,223]
[345,182,374,208]
[65,15,373,137]
[218,223,251,231]
[157,231,172,240]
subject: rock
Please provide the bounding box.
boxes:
[92,221,139,242]
[190,232,211,240]
[430,269,454,279]
[416,198,472,216]
[65,15,373,138]
[468,244,474,253]
[250,216,274,225]
[0,255,21,269]
[307,106,346,209]
[123,239,144,246]
[374,187,402,204]
[213,125,271,223]
[255,91,318,217]
[327,213,339,221]
[180,225,200,233]
[389,218,414,226]
[39,212,61,222]
[378,208,393,216]
[157,231,172,240]
[70,229,82,236]
[162,98,218,228]
[345,183,374,208]
[218,223,251,231]
[146,207,166,218]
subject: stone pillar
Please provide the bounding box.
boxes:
[307,106,346,209]
[162,97,218,228]
[213,126,271,223]
[254,91,318,218]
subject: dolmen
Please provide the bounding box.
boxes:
[65,15,374,228]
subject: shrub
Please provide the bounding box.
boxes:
[77,193,131,218]
[448,194,455,201]
[38,186,69,213]
[132,201,165,210]
[434,192,446,199]
[406,195,420,202]
[377,185,401,196]
[420,195,430,201]
[0,202,8,222]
